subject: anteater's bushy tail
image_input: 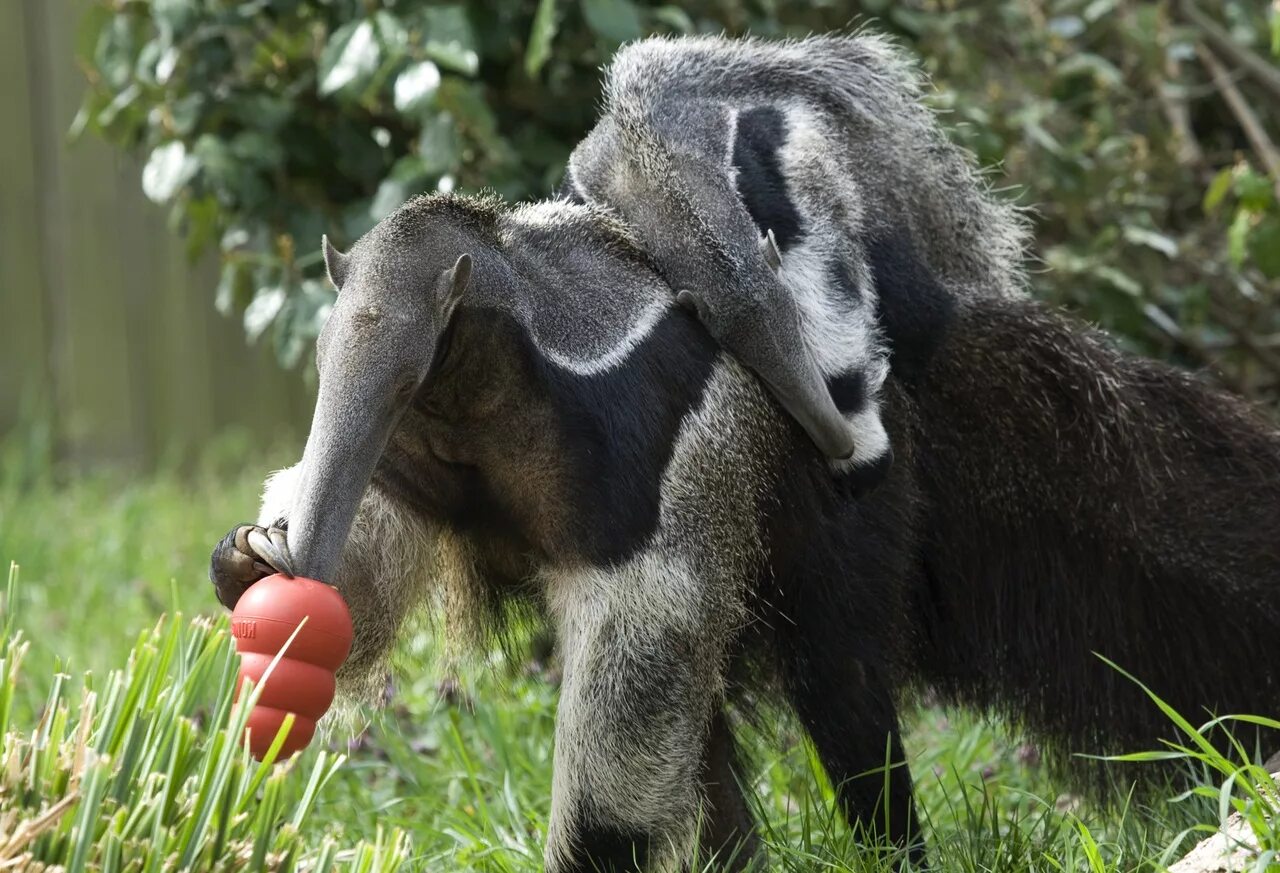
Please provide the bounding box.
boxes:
[913,295,1280,781]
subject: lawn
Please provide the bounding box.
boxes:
[0,429,1266,871]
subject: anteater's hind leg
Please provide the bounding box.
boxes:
[783,643,924,866]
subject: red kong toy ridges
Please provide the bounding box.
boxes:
[230,574,353,760]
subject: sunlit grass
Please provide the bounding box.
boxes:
[0,564,409,870]
[0,431,1269,871]
[0,429,294,696]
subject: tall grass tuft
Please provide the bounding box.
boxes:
[1096,655,1280,870]
[0,562,411,871]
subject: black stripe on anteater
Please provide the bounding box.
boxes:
[731,106,804,251]
[542,309,719,565]
[867,227,955,385]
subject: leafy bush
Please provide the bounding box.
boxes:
[76,0,1280,403]
[898,0,1280,401]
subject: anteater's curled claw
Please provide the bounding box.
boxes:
[247,526,295,578]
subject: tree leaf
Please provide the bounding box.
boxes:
[1056,52,1122,88]
[1122,226,1178,258]
[230,130,284,169]
[581,0,643,45]
[162,90,202,133]
[215,260,252,316]
[227,94,290,132]
[244,285,287,342]
[890,7,934,37]
[370,156,430,220]
[318,20,380,96]
[1083,0,1118,23]
[1234,168,1275,212]
[437,79,503,152]
[182,194,220,262]
[394,61,441,115]
[417,6,479,76]
[1228,210,1251,267]
[94,15,139,91]
[152,0,196,37]
[96,83,141,130]
[141,141,196,203]
[1203,166,1234,214]
[155,46,180,84]
[525,0,558,77]
[1249,215,1280,279]
[416,114,461,176]
[1047,15,1085,39]
[374,11,409,57]
[652,5,694,33]
[135,39,165,86]
[1092,264,1142,297]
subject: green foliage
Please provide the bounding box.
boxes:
[77,0,1280,400]
[896,0,1280,401]
[0,565,409,871]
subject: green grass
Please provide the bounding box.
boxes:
[1,565,409,870]
[1,432,1272,871]
[0,429,283,693]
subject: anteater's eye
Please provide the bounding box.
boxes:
[395,378,418,402]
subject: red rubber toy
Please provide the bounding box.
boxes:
[230,574,353,760]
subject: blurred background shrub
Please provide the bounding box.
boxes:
[13,0,1280,467]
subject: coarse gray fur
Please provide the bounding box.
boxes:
[243,233,785,871]
[539,363,783,870]
[595,33,1029,296]
[248,361,784,869]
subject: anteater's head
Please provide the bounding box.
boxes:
[287,194,714,590]
[290,195,497,585]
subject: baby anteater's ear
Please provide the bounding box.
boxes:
[676,288,711,324]
[760,229,782,273]
[322,235,350,290]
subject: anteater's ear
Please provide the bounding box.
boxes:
[322,235,350,290]
[437,253,473,326]
[760,228,782,274]
[676,288,710,324]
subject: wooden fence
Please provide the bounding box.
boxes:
[0,0,313,470]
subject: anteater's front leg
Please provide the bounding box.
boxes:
[699,710,761,871]
[544,560,749,873]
